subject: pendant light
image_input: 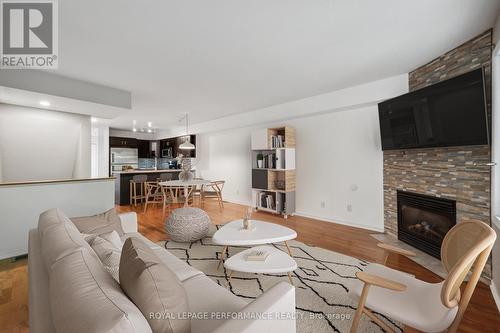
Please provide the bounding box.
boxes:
[179,113,195,150]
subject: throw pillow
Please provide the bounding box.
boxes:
[119,237,190,333]
[86,231,123,281]
[71,208,124,236]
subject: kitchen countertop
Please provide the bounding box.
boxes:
[114,169,182,174]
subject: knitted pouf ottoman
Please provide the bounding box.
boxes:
[165,207,210,242]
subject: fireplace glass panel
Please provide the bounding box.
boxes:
[397,191,456,259]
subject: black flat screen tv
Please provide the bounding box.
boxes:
[378,68,488,150]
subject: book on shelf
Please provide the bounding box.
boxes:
[271,135,285,148]
[257,192,275,210]
[262,152,276,169]
[245,250,270,261]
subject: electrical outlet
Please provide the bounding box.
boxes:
[320,201,325,208]
[347,204,353,212]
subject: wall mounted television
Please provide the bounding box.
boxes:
[378,68,488,150]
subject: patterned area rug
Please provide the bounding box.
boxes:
[157,226,402,333]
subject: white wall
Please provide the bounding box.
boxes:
[0,178,115,259]
[194,75,408,232]
[197,105,385,231]
[0,104,91,182]
[490,10,500,311]
[92,122,110,177]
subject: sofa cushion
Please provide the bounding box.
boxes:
[121,233,203,282]
[38,208,96,271]
[86,231,123,282]
[152,247,203,282]
[120,237,190,333]
[121,232,162,249]
[71,208,124,236]
[50,249,152,333]
[182,275,248,333]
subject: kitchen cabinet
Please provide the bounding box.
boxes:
[159,138,176,158]
[109,137,138,148]
[137,140,151,158]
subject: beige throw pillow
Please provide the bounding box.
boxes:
[71,208,124,236]
[119,237,190,333]
[86,231,123,281]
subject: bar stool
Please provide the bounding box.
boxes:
[130,175,148,207]
[157,173,173,182]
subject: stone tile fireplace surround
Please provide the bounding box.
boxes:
[382,30,493,279]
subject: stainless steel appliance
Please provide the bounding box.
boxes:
[110,148,138,175]
[162,147,173,158]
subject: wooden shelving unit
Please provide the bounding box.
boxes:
[251,126,296,218]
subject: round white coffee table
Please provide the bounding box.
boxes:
[212,219,297,269]
[224,245,297,285]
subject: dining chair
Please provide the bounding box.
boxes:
[129,175,148,207]
[165,185,195,206]
[349,220,496,333]
[143,181,164,214]
[201,180,225,211]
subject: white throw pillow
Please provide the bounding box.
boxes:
[86,231,123,281]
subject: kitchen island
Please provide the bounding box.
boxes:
[114,169,182,205]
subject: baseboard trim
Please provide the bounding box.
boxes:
[491,281,500,313]
[221,199,385,233]
[294,211,384,233]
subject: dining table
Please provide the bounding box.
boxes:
[158,179,212,207]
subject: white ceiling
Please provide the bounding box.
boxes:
[53,0,500,130]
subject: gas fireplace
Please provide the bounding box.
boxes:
[397,191,456,259]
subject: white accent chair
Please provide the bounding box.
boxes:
[349,220,496,333]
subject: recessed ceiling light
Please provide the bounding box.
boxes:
[148,121,152,127]
[147,128,152,133]
[132,128,137,132]
[39,100,50,107]
[91,117,97,122]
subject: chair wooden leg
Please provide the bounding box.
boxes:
[363,308,395,333]
[287,272,294,285]
[218,246,228,270]
[350,283,371,333]
[132,183,137,207]
[216,192,223,211]
[129,182,133,205]
[447,246,492,333]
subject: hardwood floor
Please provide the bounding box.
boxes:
[1,200,499,332]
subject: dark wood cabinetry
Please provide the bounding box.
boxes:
[109,137,138,148]
[159,135,196,158]
[137,140,151,158]
[110,135,196,158]
[159,138,176,158]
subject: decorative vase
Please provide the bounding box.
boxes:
[257,160,263,168]
[242,207,253,230]
[179,158,194,182]
[179,170,193,182]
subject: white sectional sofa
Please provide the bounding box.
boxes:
[28,209,296,333]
